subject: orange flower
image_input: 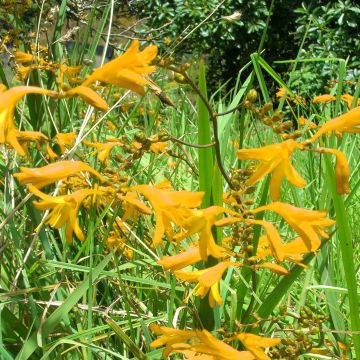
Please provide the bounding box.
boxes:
[191,330,253,360]
[150,141,168,154]
[150,324,197,358]
[14,160,105,188]
[237,140,306,200]
[252,202,335,251]
[275,87,286,98]
[174,206,241,260]
[315,147,350,194]
[158,246,202,271]
[298,116,317,129]
[14,51,35,64]
[53,132,76,154]
[235,333,280,360]
[310,106,360,143]
[250,236,319,267]
[83,139,122,165]
[340,94,360,109]
[312,94,336,104]
[174,261,239,307]
[246,219,284,262]
[121,191,152,222]
[62,85,109,111]
[150,325,253,360]
[82,39,157,95]
[29,185,103,243]
[0,85,55,156]
[132,183,204,245]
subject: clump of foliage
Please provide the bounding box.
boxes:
[0,1,359,360]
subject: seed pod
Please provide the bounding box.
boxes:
[246,89,258,103]
[262,102,273,112]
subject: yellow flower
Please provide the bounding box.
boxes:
[83,139,122,165]
[237,140,306,200]
[315,147,350,194]
[132,184,204,245]
[276,87,286,98]
[29,185,102,243]
[14,51,35,64]
[340,94,360,109]
[62,85,109,111]
[150,141,168,154]
[82,39,158,95]
[14,130,48,157]
[246,219,284,262]
[121,191,152,222]
[0,85,55,156]
[150,324,197,358]
[298,116,317,129]
[174,261,239,307]
[235,333,280,360]
[250,236,319,267]
[310,106,360,143]
[158,246,202,271]
[150,325,253,360]
[312,94,336,104]
[190,330,253,360]
[174,206,241,260]
[52,132,76,154]
[14,160,105,189]
[253,202,335,251]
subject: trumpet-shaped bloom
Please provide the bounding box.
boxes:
[174,261,239,307]
[237,140,306,200]
[150,325,253,360]
[132,184,204,245]
[83,139,122,165]
[312,94,336,104]
[246,219,284,262]
[52,132,76,154]
[62,86,109,111]
[158,246,202,271]
[235,333,280,360]
[252,202,335,251]
[14,160,105,188]
[310,106,360,143]
[150,324,197,358]
[250,236,319,267]
[29,185,102,243]
[0,85,55,156]
[121,191,152,222]
[14,130,48,157]
[82,39,157,95]
[316,147,350,194]
[174,206,241,260]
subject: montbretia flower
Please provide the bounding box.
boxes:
[62,85,109,111]
[14,130,48,157]
[174,206,241,260]
[237,139,306,200]
[252,202,335,251]
[132,184,204,245]
[250,236,319,267]
[174,261,239,307]
[310,106,360,143]
[315,147,350,194]
[0,85,56,156]
[83,138,122,165]
[82,39,157,95]
[234,333,281,360]
[29,185,103,243]
[121,191,152,222]
[150,324,197,358]
[52,132,76,154]
[150,325,254,360]
[312,94,336,104]
[158,246,202,271]
[14,160,105,188]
